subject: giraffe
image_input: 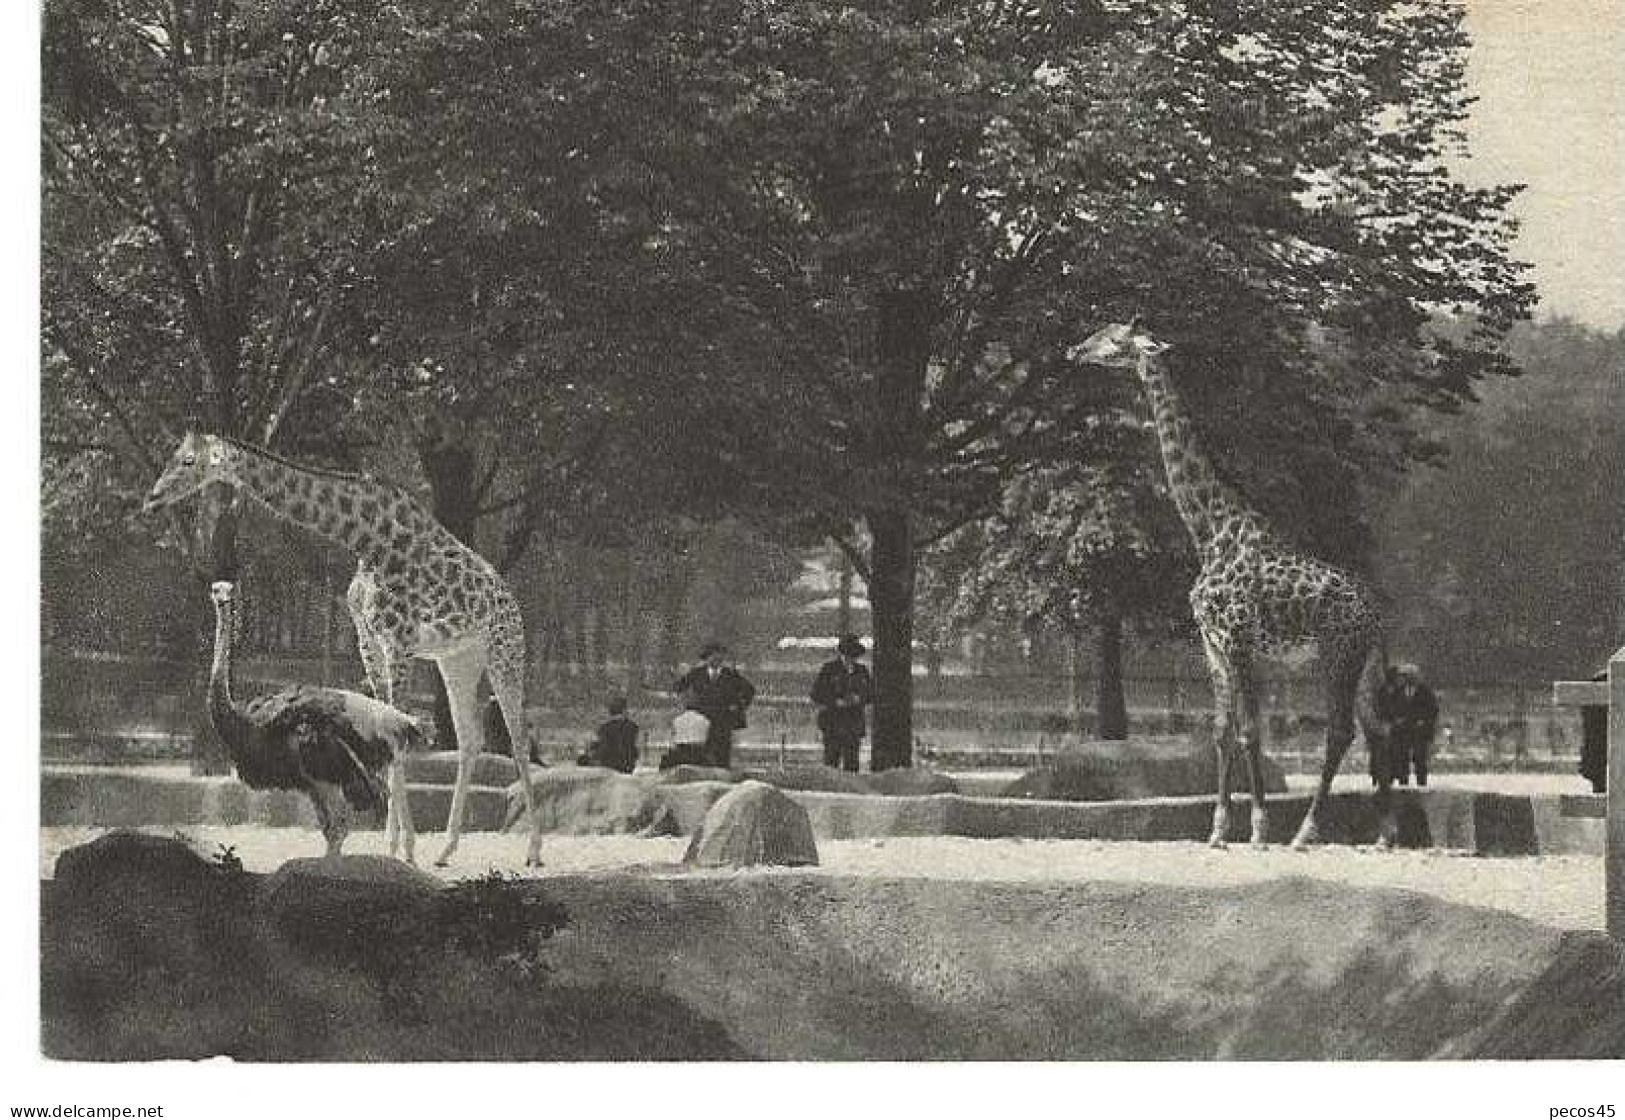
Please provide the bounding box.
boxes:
[144,432,543,867]
[1069,323,1393,850]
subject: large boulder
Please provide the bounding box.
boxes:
[1002,737,1287,802]
[51,831,246,966]
[683,780,819,868]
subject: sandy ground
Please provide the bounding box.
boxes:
[38,822,1606,932]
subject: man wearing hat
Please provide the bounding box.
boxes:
[1374,662,1439,787]
[811,634,874,772]
[672,642,756,769]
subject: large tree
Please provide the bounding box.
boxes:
[541,0,1533,766]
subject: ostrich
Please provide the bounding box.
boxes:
[206,580,424,859]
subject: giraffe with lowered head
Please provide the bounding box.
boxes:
[1069,323,1392,850]
[145,433,543,867]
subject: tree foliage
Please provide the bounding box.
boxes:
[1376,319,1625,682]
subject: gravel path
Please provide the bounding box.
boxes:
[39,824,1606,932]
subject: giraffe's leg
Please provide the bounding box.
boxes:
[1293,642,1370,850]
[433,645,488,868]
[1199,628,1239,849]
[352,605,416,863]
[1231,656,1270,847]
[489,662,542,868]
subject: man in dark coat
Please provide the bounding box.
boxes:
[1578,667,1608,794]
[811,634,874,772]
[672,642,756,770]
[1377,663,1439,787]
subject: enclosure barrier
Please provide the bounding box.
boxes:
[1613,648,1624,939]
[1562,646,1625,939]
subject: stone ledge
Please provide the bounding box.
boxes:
[39,766,1604,855]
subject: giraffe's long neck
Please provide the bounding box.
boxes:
[1133,352,1244,553]
[227,444,435,568]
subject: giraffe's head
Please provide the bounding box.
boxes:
[209,580,236,605]
[143,433,240,512]
[1066,321,1170,369]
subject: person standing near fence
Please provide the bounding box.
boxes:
[1380,663,1439,786]
[673,642,756,770]
[811,634,874,772]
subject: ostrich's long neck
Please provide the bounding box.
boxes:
[207,598,253,751]
[227,444,438,568]
[1134,352,1241,552]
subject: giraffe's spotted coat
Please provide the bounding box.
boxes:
[1072,324,1390,850]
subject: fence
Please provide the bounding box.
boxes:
[41,647,1593,775]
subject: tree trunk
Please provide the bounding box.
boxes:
[865,287,932,772]
[1067,628,1088,737]
[866,507,915,771]
[1096,613,1128,740]
[622,550,646,702]
[836,549,853,635]
[189,483,240,776]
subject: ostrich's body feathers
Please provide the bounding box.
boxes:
[218,684,422,812]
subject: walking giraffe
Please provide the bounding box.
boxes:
[1069,323,1393,849]
[144,432,543,867]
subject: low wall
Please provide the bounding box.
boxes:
[40,765,1608,855]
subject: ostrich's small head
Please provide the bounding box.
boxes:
[1066,321,1169,369]
[144,433,237,513]
[209,580,236,606]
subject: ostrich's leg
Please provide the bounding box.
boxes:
[310,786,346,858]
[1199,629,1239,848]
[432,646,487,868]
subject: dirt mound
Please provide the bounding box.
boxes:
[539,873,1573,1060]
[685,781,819,868]
[1004,739,1287,801]
[40,837,742,1062]
[1439,932,1625,1058]
[42,833,1605,1060]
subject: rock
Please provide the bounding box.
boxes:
[654,764,743,786]
[864,767,959,797]
[683,780,819,868]
[1002,737,1287,801]
[54,828,220,888]
[405,751,524,788]
[257,855,442,939]
[503,768,668,835]
[648,782,736,836]
[255,855,444,993]
[51,831,245,962]
[743,766,871,795]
